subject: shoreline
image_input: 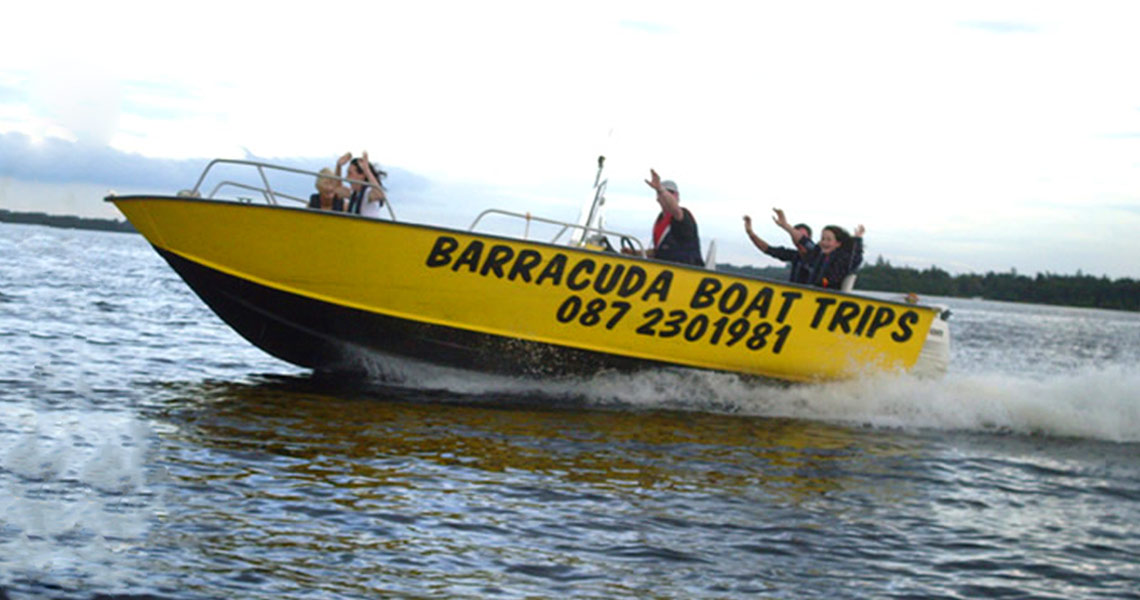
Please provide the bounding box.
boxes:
[0,209,137,234]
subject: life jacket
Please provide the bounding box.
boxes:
[309,193,344,212]
[652,208,703,266]
[347,187,384,216]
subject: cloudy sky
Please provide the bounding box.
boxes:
[3,1,1139,278]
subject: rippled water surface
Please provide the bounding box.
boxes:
[2,223,1139,599]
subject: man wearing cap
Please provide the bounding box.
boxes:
[635,168,704,266]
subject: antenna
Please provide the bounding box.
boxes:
[571,155,609,247]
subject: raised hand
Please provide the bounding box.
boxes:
[771,207,790,229]
[645,168,661,191]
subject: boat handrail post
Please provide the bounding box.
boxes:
[254,164,277,205]
[191,158,226,196]
[550,225,572,245]
[381,184,397,221]
[468,210,487,230]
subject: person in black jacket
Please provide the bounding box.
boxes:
[773,208,864,290]
[623,169,704,266]
[743,210,813,283]
[809,224,864,289]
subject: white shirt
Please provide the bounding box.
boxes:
[359,194,383,218]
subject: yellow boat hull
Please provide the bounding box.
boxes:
[109,197,939,382]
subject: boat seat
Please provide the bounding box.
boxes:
[704,239,717,270]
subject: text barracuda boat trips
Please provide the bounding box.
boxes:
[106,158,950,383]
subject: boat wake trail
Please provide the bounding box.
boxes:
[350,345,1140,443]
[729,366,1140,443]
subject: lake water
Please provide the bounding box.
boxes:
[2,222,1139,599]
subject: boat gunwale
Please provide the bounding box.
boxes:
[105,193,943,315]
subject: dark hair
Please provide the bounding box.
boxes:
[351,158,388,189]
[823,225,852,248]
[794,223,812,238]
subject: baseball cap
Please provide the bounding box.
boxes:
[662,180,678,194]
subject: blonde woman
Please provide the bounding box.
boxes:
[308,168,348,211]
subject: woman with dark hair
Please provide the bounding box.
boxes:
[336,151,388,217]
[811,224,864,289]
[774,209,865,290]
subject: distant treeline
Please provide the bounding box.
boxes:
[718,257,1140,312]
[0,209,136,233]
[4,208,1136,312]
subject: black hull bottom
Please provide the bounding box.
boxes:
[157,247,668,378]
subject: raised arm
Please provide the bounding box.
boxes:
[335,152,352,178]
[359,151,388,204]
[850,224,865,270]
[771,208,804,245]
[743,215,771,252]
[645,169,683,220]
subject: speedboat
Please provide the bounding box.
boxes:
[106,158,950,382]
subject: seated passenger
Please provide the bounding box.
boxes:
[338,151,388,218]
[308,168,348,212]
[773,208,864,289]
[623,169,703,266]
[810,224,864,289]
[743,210,813,283]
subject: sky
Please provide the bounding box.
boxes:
[2,1,1140,278]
